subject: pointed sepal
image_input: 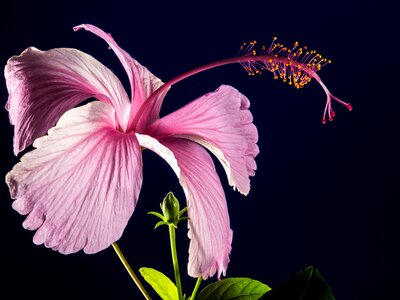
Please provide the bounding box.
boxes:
[154,221,169,229]
[178,207,188,218]
[148,211,166,221]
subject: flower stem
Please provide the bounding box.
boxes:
[190,277,203,300]
[169,225,184,300]
[112,242,152,300]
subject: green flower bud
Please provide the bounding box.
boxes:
[161,192,180,224]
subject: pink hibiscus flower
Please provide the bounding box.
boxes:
[5,24,258,279]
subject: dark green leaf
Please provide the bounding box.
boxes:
[197,277,271,300]
[139,267,178,300]
[259,266,335,300]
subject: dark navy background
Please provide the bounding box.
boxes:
[0,1,397,299]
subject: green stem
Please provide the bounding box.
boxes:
[169,225,184,300]
[112,243,152,300]
[190,277,203,300]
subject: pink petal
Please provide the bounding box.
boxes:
[74,24,169,130]
[146,85,259,195]
[6,101,142,254]
[5,47,130,155]
[137,134,232,279]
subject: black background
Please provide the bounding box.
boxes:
[0,0,397,299]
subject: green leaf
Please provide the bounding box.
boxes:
[259,266,335,300]
[197,277,271,300]
[139,267,178,300]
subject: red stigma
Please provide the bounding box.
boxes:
[237,38,352,123]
